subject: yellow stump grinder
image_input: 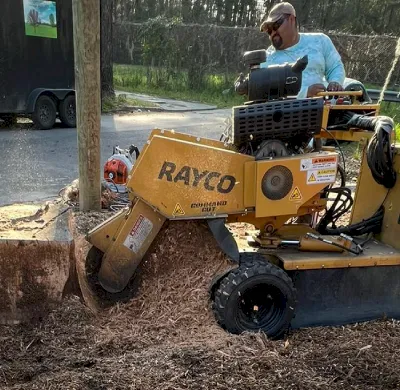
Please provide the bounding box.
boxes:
[82,51,400,339]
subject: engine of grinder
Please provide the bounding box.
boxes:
[230,50,323,158]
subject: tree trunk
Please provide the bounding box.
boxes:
[101,0,115,103]
[182,0,191,22]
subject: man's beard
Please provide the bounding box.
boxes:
[272,34,283,49]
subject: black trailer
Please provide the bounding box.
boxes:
[0,0,76,129]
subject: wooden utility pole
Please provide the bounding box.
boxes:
[72,0,101,211]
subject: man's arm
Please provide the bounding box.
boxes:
[260,47,276,68]
[321,34,345,89]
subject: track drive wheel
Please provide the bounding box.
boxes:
[213,254,296,339]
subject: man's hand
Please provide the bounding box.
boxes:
[327,81,343,92]
[307,84,326,97]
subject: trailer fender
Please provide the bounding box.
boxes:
[27,88,75,113]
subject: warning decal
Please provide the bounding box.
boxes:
[301,156,337,171]
[308,173,316,182]
[289,186,303,201]
[307,168,336,184]
[123,214,153,253]
[173,203,185,216]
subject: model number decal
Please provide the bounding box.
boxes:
[191,201,228,213]
[158,161,236,194]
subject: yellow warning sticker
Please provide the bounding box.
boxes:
[289,186,302,201]
[173,203,185,216]
[317,169,336,175]
[308,173,317,183]
[307,168,336,184]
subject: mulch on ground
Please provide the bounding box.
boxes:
[0,143,384,390]
[1,211,399,390]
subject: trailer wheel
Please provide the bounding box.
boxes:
[213,257,296,339]
[59,94,76,128]
[32,95,57,129]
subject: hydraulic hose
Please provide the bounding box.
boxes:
[345,114,396,189]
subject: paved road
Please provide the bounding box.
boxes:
[0,109,230,206]
[115,90,218,111]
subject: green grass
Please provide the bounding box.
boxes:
[396,123,400,140]
[114,64,400,128]
[378,102,400,142]
[380,101,400,121]
[25,24,57,39]
[114,64,245,108]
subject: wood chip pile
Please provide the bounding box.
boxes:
[1,201,398,390]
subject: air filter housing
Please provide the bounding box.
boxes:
[231,98,323,150]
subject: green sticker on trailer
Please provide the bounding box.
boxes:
[23,0,58,39]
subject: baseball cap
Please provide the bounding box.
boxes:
[264,2,296,23]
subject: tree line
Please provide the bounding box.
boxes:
[101,0,400,100]
[112,0,400,35]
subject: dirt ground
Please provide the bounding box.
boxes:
[2,143,390,390]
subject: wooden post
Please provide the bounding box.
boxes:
[72,0,101,211]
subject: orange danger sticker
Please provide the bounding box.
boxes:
[312,157,336,164]
[289,186,302,201]
[301,156,337,171]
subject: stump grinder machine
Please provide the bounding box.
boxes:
[81,50,400,339]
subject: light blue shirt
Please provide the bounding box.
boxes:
[260,33,346,98]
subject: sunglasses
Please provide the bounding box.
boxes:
[264,15,289,35]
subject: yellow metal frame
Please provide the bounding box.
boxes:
[124,130,337,224]
[278,241,400,270]
[86,92,400,292]
[89,199,166,293]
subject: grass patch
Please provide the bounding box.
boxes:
[377,102,400,143]
[114,64,245,108]
[102,94,157,113]
[351,143,362,161]
[380,101,400,121]
[113,64,400,126]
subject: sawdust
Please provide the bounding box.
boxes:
[97,220,235,346]
[2,298,400,390]
[0,204,51,234]
[73,210,116,235]
[1,218,400,389]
